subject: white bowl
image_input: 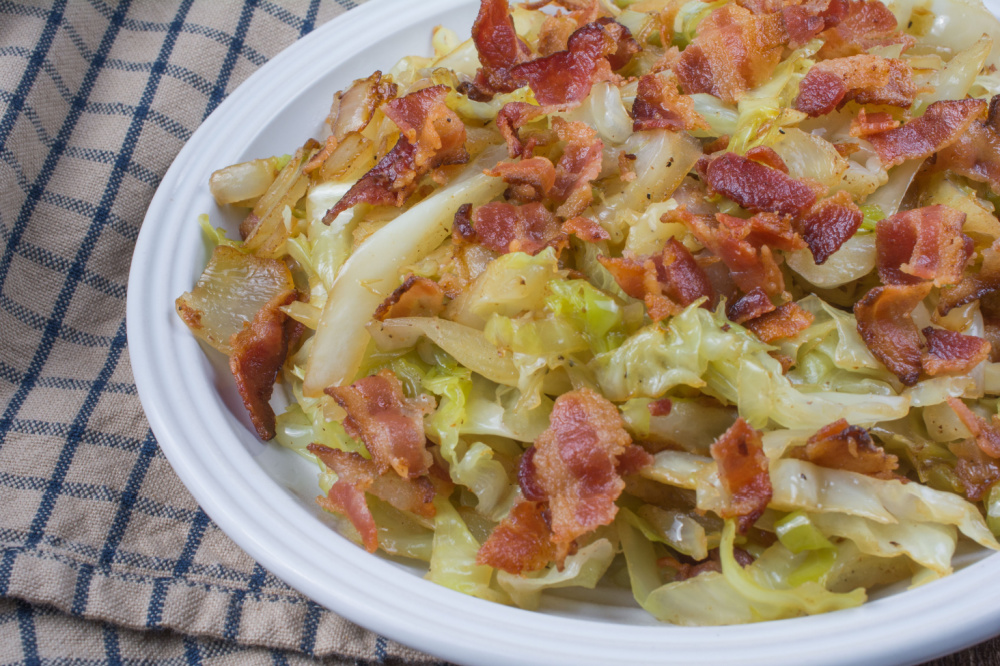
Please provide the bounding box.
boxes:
[128,1,1000,663]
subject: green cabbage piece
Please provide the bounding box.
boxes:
[497,538,616,610]
[426,496,504,602]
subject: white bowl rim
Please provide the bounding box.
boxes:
[127,1,1000,664]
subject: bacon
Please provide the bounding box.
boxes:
[684,212,788,298]
[850,108,900,137]
[727,287,775,324]
[854,283,932,385]
[631,72,710,132]
[936,116,1000,194]
[551,119,604,218]
[563,216,610,242]
[325,86,468,223]
[938,240,1000,315]
[674,5,787,104]
[472,0,532,91]
[538,14,578,56]
[518,446,547,502]
[452,203,476,243]
[875,205,971,287]
[794,55,915,117]
[745,145,788,172]
[309,445,436,517]
[487,156,557,203]
[921,327,992,376]
[867,98,986,168]
[326,369,435,478]
[663,547,756,581]
[373,275,446,321]
[795,190,863,264]
[819,0,914,58]
[947,397,1000,459]
[533,388,633,544]
[647,398,673,417]
[618,444,655,476]
[472,201,566,255]
[477,500,558,574]
[710,418,771,534]
[496,101,550,157]
[744,302,815,343]
[722,212,805,253]
[951,439,1000,502]
[229,289,299,440]
[782,0,849,47]
[790,419,898,480]
[318,482,378,552]
[704,152,817,217]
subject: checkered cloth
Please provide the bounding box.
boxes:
[0,1,997,664]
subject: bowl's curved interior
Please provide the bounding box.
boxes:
[128,1,1000,664]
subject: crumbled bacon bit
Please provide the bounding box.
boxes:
[704,152,817,217]
[770,351,796,373]
[488,156,557,203]
[648,398,673,417]
[819,0,914,58]
[684,211,787,297]
[617,444,655,476]
[563,216,610,242]
[938,239,1000,315]
[935,112,1000,194]
[833,141,861,157]
[951,439,1000,502]
[947,397,1000,459]
[782,0,848,47]
[325,86,468,223]
[533,388,633,544]
[875,205,972,287]
[794,55,915,117]
[472,0,532,92]
[326,369,436,478]
[867,98,986,168]
[373,275,446,322]
[850,108,901,137]
[551,119,604,219]
[921,327,991,376]
[472,201,566,255]
[452,203,476,243]
[674,4,787,104]
[663,547,756,580]
[318,481,379,552]
[618,150,637,181]
[710,418,771,534]
[477,500,558,574]
[854,283,932,386]
[496,101,550,157]
[795,190,863,264]
[727,287,775,324]
[702,135,731,155]
[631,72,710,132]
[745,146,788,173]
[744,302,814,343]
[518,446,547,502]
[229,289,299,440]
[789,419,898,480]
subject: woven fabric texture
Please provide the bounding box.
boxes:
[0,0,997,664]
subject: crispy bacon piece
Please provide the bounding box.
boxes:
[229,289,299,440]
[722,212,805,253]
[631,73,709,132]
[518,446,547,502]
[727,287,775,324]
[452,203,476,243]
[496,102,550,157]
[850,108,900,137]
[472,0,532,91]
[875,205,971,287]
[854,283,932,385]
[648,398,673,417]
[819,0,914,58]
[794,55,915,117]
[662,547,756,580]
[551,119,604,219]
[477,500,558,574]
[951,439,1000,502]
[488,156,557,203]
[710,418,771,534]
[563,216,610,242]
[782,0,849,47]
[704,152,817,217]
[789,419,898,480]
[867,98,986,168]
[326,369,435,478]
[947,397,1000,459]
[373,275,446,322]
[599,238,715,321]
[939,240,1000,315]
[921,327,991,376]
[325,86,468,223]
[674,4,787,104]
[795,190,863,264]
[310,445,436,517]
[684,211,788,297]
[533,388,633,544]
[318,482,378,552]
[744,302,814,343]
[745,145,787,173]
[472,201,566,255]
[936,115,1000,194]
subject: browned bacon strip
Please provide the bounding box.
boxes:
[563,216,610,242]
[875,205,971,287]
[551,119,604,219]
[477,501,558,574]
[795,190,863,264]
[472,201,566,255]
[472,0,532,91]
[487,156,557,203]
[631,72,709,132]
[854,283,932,385]
[951,439,1000,501]
[229,289,299,440]
[533,388,633,544]
[794,55,915,117]
[938,239,1000,315]
[326,369,435,478]
[684,211,787,297]
[789,419,898,479]
[704,152,817,217]
[867,98,986,168]
[710,418,771,534]
[727,287,775,324]
[318,482,378,552]
[496,101,550,157]
[850,108,900,137]
[819,0,914,58]
[373,275,446,322]
[745,145,788,173]
[782,0,848,46]
[921,327,991,376]
[744,302,814,343]
[936,114,1000,193]
[947,397,1000,458]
